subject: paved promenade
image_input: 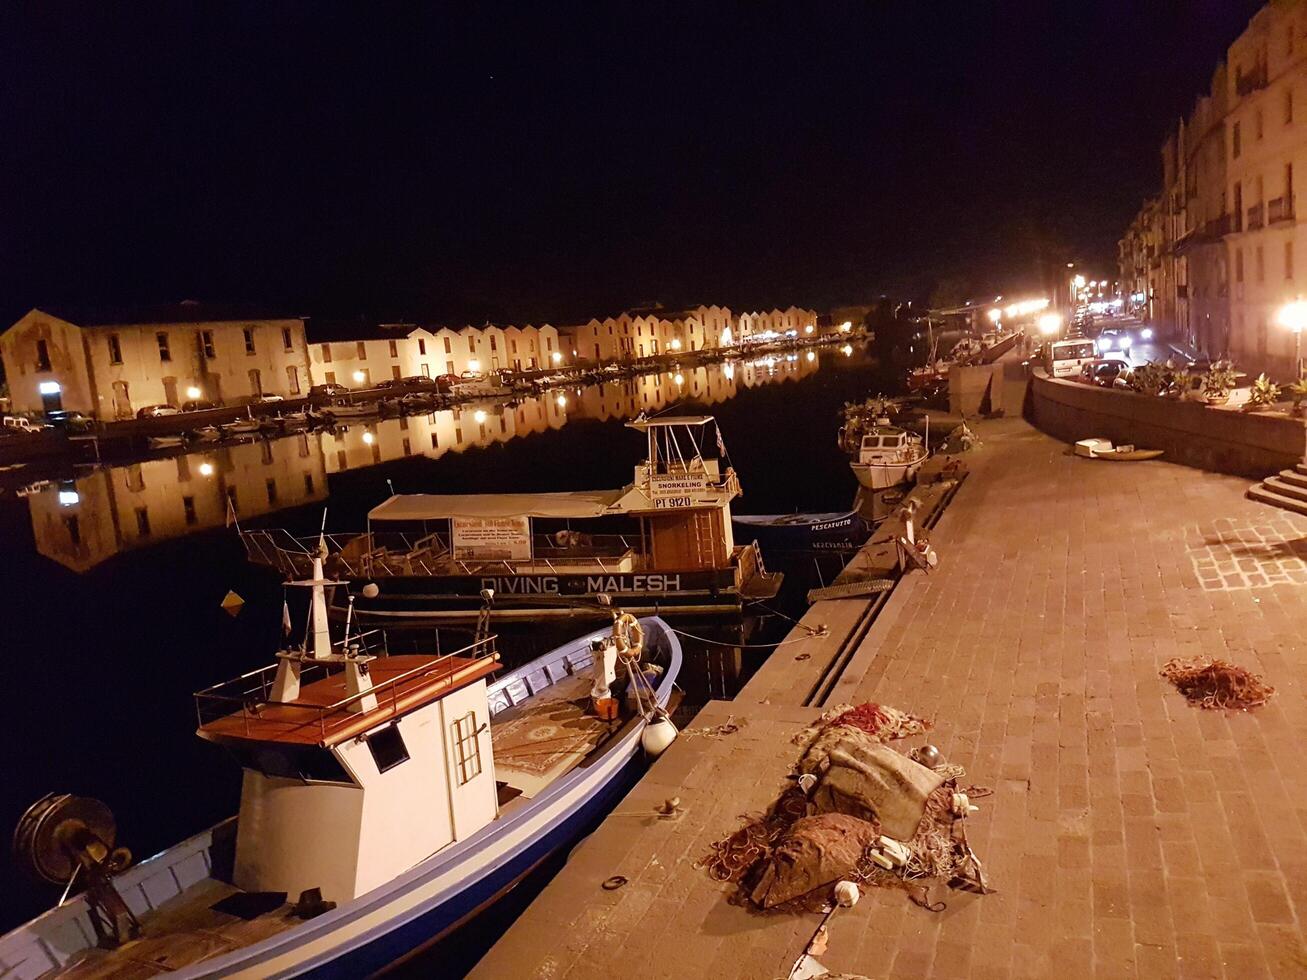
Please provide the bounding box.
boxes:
[474,416,1307,979]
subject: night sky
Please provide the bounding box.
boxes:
[0,1,1268,326]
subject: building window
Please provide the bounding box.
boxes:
[392,364,402,380]
[304,473,315,496]
[157,332,171,362]
[446,361,455,375]
[443,337,451,354]
[402,437,411,455]
[1233,121,1242,159]
[489,335,497,351]
[287,365,300,394]
[200,331,216,359]
[511,339,517,353]
[321,343,333,362]
[125,464,145,493]
[451,711,483,783]
[282,326,294,351]
[421,362,430,377]
[1256,245,1265,282]
[183,496,197,525]
[266,478,278,505]
[325,371,336,384]
[431,432,439,449]
[108,333,123,365]
[418,338,427,355]
[65,515,80,546]
[1236,248,1245,282]
[1287,241,1295,279]
[388,340,398,358]
[135,507,151,537]
[366,724,409,773]
[36,339,50,371]
[1287,89,1295,125]
[356,341,367,360]
[1257,109,1264,140]
[244,328,256,355]
[468,336,476,353]
[337,449,347,470]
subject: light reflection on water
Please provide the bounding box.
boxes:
[0,343,889,947]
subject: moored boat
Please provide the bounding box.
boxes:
[732,510,870,550]
[242,415,783,623]
[1,557,682,978]
[847,424,927,490]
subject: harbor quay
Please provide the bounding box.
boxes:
[474,412,1307,979]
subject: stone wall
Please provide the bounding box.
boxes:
[1027,370,1306,478]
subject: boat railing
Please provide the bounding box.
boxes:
[194,635,500,740]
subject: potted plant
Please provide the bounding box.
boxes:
[1201,362,1237,405]
[1126,362,1167,397]
[1244,373,1282,412]
[1289,377,1307,417]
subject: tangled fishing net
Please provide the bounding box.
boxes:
[792,702,931,748]
[1159,657,1275,711]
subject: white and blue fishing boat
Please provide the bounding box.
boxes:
[731,510,870,550]
[2,555,681,978]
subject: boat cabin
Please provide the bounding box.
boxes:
[857,425,916,463]
[194,557,502,904]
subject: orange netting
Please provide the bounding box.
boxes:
[1159,657,1275,711]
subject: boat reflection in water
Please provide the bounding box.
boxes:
[24,356,819,574]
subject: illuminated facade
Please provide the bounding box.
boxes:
[1122,2,1307,372]
[0,305,309,419]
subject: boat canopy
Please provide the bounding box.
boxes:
[368,490,625,522]
[626,415,715,431]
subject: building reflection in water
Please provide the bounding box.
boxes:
[28,354,819,572]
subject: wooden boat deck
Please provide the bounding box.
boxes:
[198,654,499,747]
[50,879,298,979]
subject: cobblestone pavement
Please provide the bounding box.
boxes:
[474,418,1307,979]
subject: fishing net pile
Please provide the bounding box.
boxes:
[1160,657,1275,711]
[700,702,987,913]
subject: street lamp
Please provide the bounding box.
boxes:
[352,370,366,384]
[551,350,563,364]
[1276,300,1307,378]
[1037,312,1063,337]
[670,338,682,351]
[186,386,202,400]
[987,308,1002,324]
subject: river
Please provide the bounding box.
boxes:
[0,341,900,968]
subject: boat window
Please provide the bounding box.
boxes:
[366,724,410,774]
[223,742,354,784]
[861,436,881,448]
[452,711,484,784]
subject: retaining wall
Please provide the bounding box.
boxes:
[1027,370,1306,478]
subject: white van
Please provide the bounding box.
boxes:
[1046,339,1098,378]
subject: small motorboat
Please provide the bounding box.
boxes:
[848,424,928,490]
[1074,438,1163,461]
[732,510,870,550]
[187,425,223,443]
[147,434,186,449]
[321,399,381,420]
[0,557,682,978]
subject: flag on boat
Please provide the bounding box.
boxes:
[282,599,292,636]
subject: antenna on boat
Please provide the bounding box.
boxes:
[386,479,395,497]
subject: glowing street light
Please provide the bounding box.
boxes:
[1072,274,1086,290]
[840,321,853,333]
[467,358,481,375]
[362,431,375,445]
[841,344,853,356]
[806,351,816,362]
[198,462,215,477]
[1277,299,1307,377]
[185,386,202,400]
[352,370,366,384]
[38,381,61,395]
[804,324,814,334]
[673,373,684,385]
[987,308,1002,324]
[670,338,682,351]
[473,409,487,423]
[550,350,563,364]
[556,393,567,407]
[1037,312,1063,337]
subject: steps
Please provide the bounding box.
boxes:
[1247,463,1307,515]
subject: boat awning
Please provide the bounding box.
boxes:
[368,490,625,522]
[626,415,715,430]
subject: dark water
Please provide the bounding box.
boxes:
[0,343,896,963]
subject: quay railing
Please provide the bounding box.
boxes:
[194,635,499,742]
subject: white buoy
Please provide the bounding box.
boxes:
[362,582,380,598]
[641,714,678,758]
[833,880,860,908]
[797,773,818,794]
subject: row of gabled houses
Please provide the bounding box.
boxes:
[0,302,826,419]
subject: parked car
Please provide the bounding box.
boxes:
[432,374,459,393]
[180,398,222,412]
[45,410,93,433]
[2,415,47,435]
[137,404,181,418]
[309,383,351,398]
[252,393,285,404]
[1077,358,1132,387]
[397,375,438,387]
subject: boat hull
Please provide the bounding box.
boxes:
[850,455,925,490]
[732,511,869,550]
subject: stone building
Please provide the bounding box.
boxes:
[1121,2,1307,372]
[0,304,310,419]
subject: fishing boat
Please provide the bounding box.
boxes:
[732,510,870,550]
[847,424,928,490]
[242,416,782,623]
[319,399,381,420]
[0,555,682,978]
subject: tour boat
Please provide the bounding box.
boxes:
[242,415,783,623]
[731,510,870,550]
[1,557,682,978]
[847,424,928,490]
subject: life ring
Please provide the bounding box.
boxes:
[612,613,644,661]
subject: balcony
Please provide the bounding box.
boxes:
[1268,196,1296,224]
[1236,65,1268,96]
[1247,202,1265,231]
[1176,284,1189,299]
